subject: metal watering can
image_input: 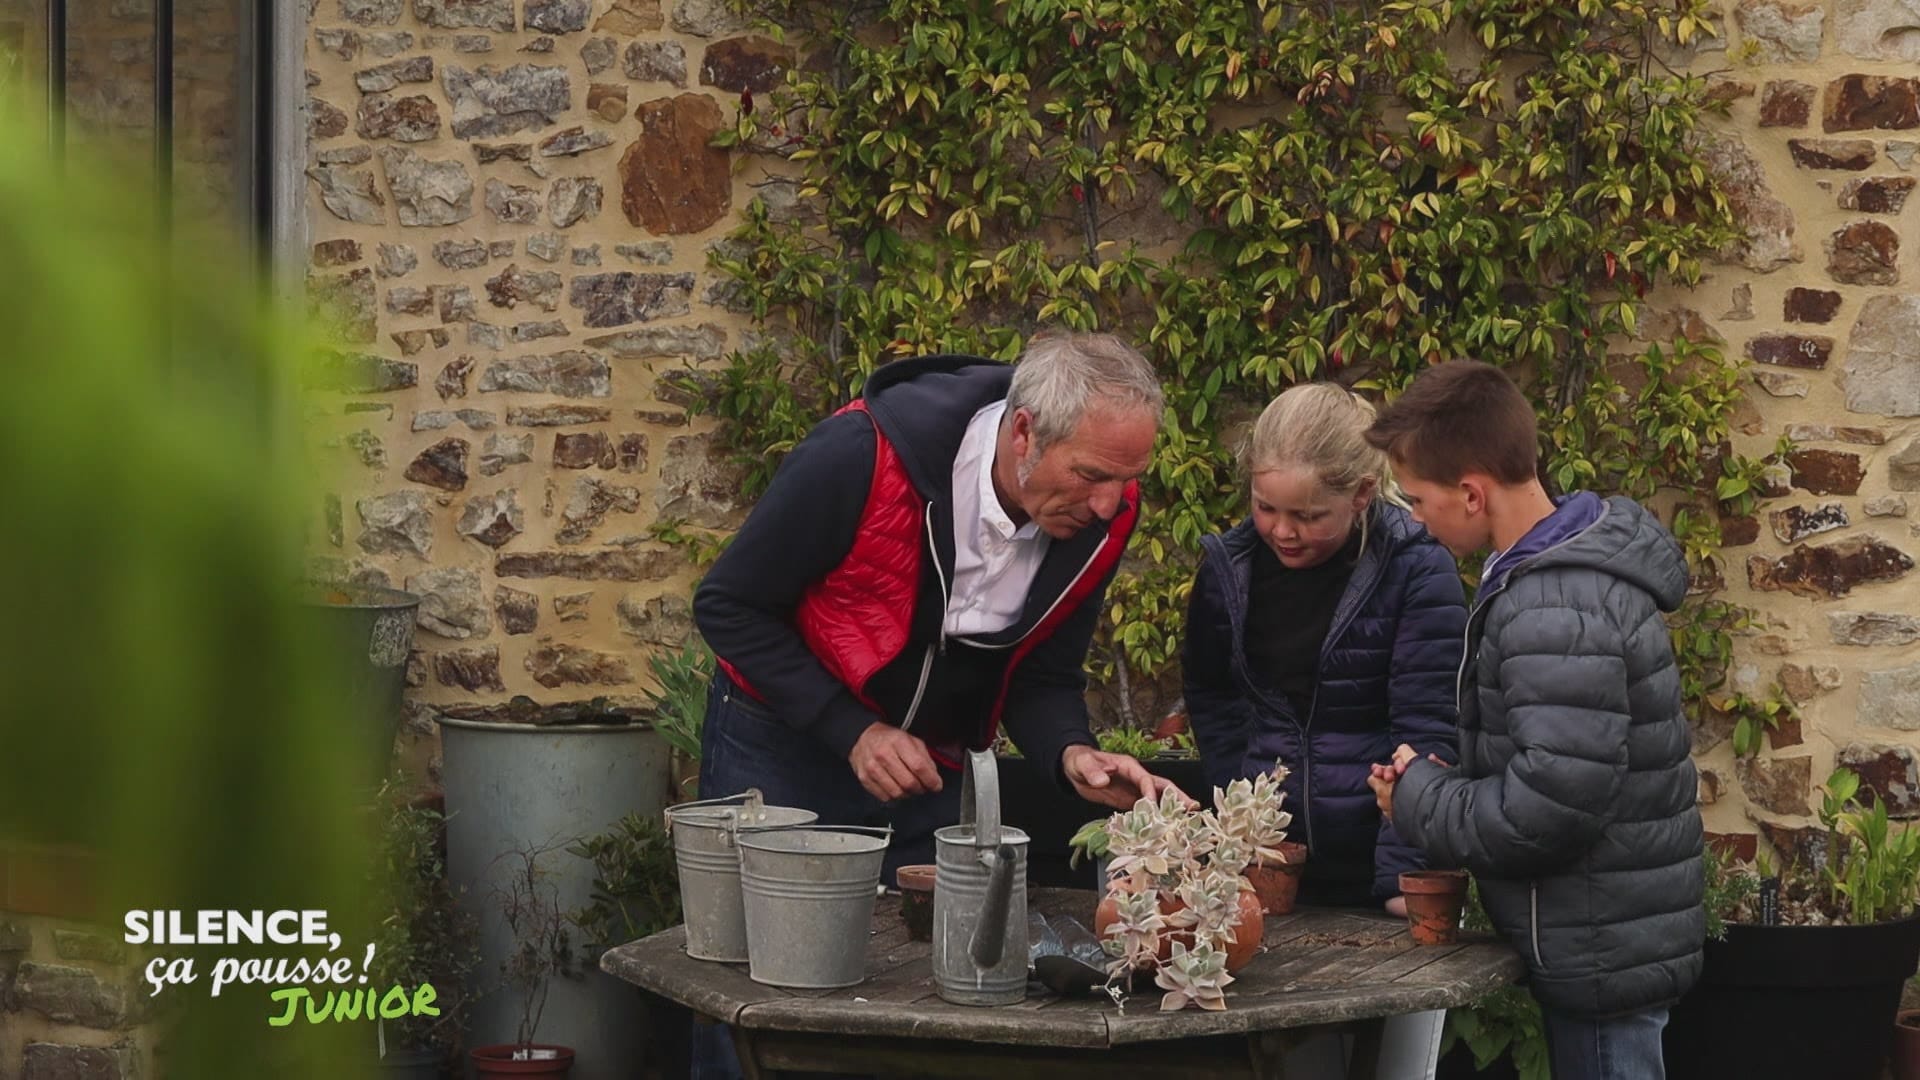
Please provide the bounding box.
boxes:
[932,750,1030,1006]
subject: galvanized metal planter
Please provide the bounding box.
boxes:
[439,718,669,1080]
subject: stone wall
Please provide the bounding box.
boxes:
[299,1,1918,842]
[1675,0,1920,851]
[301,0,772,752]
[0,895,151,1080]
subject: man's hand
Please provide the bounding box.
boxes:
[1367,763,1397,821]
[848,723,943,802]
[1385,895,1408,919]
[1061,746,1195,811]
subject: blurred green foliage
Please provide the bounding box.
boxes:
[0,98,378,1075]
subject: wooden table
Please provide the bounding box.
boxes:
[602,888,1524,1079]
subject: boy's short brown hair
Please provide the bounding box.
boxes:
[1363,361,1539,485]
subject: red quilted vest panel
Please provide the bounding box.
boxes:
[791,400,922,712]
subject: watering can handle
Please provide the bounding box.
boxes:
[961,750,1000,849]
[969,843,1016,968]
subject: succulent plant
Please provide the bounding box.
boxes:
[1174,867,1250,954]
[1096,760,1295,1010]
[1100,886,1167,978]
[1212,764,1295,868]
[1155,941,1234,1012]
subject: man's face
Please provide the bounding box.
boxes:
[1396,465,1492,557]
[1008,403,1157,540]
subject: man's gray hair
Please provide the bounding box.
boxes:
[1005,330,1164,451]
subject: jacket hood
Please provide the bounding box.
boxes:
[1486,493,1688,612]
[861,354,1012,499]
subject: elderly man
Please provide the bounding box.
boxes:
[692,330,1187,880]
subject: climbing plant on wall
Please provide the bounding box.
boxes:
[697,0,1784,740]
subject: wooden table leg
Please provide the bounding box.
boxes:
[1345,1018,1386,1080]
[1248,1029,1289,1079]
[729,1025,769,1080]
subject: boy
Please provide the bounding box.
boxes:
[1362,361,1704,1080]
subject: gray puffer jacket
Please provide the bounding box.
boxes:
[1392,493,1704,1019]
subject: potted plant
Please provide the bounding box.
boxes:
[567,812,684,952]
[1067,819,1111,886]
[1435,880,1545,1080]
[998,723,1209,889]
[1091,771,1294,1009]
[642,639,712,799]
[894,864,937,943]
[470,845,583,1078]
[568,813,692,1080]
[1664,769,1920,1080]
[1896,1002,1920,1080]
[367,783,481,1078]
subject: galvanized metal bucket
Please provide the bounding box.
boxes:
[665,790,818,962]
[736,824,891,989]
[933,750,1030,1006]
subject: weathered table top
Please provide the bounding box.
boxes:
[602,888,1524,1050]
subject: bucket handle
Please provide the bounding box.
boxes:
[665,789,765,847]
[960,750,1000,850]
[732,823,894,847]
[665,788,765,820]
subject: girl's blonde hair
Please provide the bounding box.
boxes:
[1239,382,1401,505]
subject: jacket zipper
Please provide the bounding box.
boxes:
[900,505,951,733]
[1297,541,1387,854]
[1298,687,1319,853]
[1529,882,1544,967]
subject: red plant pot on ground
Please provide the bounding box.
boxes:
[470,1045,575,1078]
[1894,1010,1920,1080]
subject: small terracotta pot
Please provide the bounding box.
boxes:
[1893,1009,1920,1080]
[896,864,936,943]
[1245,842,1308,916]
[470,1045,574,1078]
[1398,870,1469,945]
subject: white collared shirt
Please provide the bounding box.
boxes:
[945,401,1050,637]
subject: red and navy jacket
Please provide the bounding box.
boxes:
[692,354,1138,776]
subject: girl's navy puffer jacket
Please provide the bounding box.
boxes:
[1184,502,1467,900]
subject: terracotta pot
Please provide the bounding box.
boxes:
[470,1045,574,1078]
[1093,882,1265,972]
[1894,1009,1920,1080]
[896,863,937,943]
[1399,870,1469,945]
[1221,887,1266,971]
[1245,842,1307,916]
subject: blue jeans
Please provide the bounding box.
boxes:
[690,670,963,1080]
[1540,1006,1669,1080]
